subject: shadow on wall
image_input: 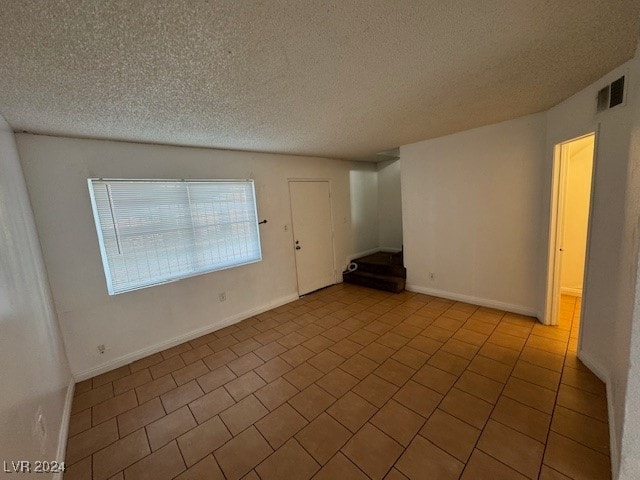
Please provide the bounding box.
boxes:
[349,169,379,256]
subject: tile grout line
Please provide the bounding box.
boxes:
[536,297,584,480]
[277,292,436,477]
[371,303,500,478]
[456,308,541,479]
[65,287,609,480]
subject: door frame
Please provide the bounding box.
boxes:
[287,178,338,295]
[544,131,598,331]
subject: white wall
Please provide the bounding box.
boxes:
[400,113,547,314]
[399,54,640,477]
[349,168,380,254]
[560,136,594,294]
[16,135,379,379]
[377,159,403,250]
[0,116,72,472]
[545,56,639,479]
[619,73,640,480]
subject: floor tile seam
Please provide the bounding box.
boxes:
[548,424,612,457]
[538,463,580,480]
[326,354,428,448]
[383,311,509,447]
[203,415,272,475]
[484,337,528,352]
[489,415,549,445]
[310,450,373,480]
[558,376,607,400]
[338,411,409,480]
[539,305,579,479]
[520,345,566,364]
[556,378,607,398]
[290,421,349,470]
[386,403,475,478]
[548,421,611,461]
[418,325,519,390]
[254,437,323,480]
[550,401,609,423]
[529,329,572,341]
[516,357,566,376]
[70,425,151,474]
[472,442,539,479]
[458,317,541,480]
[508,372,562,394]
[285,388,338,422]
[68,412,142,466]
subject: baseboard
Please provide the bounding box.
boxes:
[406,284,538,318]
[577,348,618,479]
[379,247,402,253]
[54,377,75,479]
[72,293,299,381]
[561,287,583,297]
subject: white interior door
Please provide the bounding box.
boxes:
[545,133,596,325]
[551,144,570,325]
[289,181,336,295]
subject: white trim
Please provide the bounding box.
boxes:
[406,284,539,318]
[545,131,598,326]
[72,293,299,381]
[54,378,75,479]
[288,179,338,294]
[560,287,583,297]
[577,348,618,480]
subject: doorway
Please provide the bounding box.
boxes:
[546,133,596,338]
[289,180,336,295]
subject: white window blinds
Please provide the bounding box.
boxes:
[88,179,262,295]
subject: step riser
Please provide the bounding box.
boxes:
[343,272,405,294]
[351,262,407,278]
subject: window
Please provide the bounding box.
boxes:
[88,179,262,295]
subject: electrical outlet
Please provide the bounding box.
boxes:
[429,272,436,281]
[218,292,227,302]
[97,344,106,354]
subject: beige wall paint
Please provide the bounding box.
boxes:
[618,66,640,479]
[545,56,639,479]
[560,136,594,294]
[400,113,547,315]
[0,115,72,470]
[377,159,403,250]
[16,135,379,379]
[399,49,640,478]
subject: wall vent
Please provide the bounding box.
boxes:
[597,75,625,113]
[609,76,625,108]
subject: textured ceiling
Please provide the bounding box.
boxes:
[0,1,638,161]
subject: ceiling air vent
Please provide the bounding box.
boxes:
[597,75,625,113]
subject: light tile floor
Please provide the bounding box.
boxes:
[64,286,610,480]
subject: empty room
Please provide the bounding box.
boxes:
[2,2,640,479]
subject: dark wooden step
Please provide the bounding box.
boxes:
[350,251,406,278]
[343,271,406,293]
